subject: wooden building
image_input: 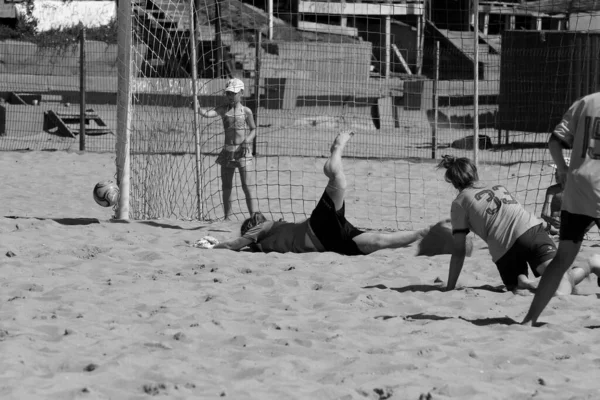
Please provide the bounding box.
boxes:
[297,0,425,76]
[291,0,567,79]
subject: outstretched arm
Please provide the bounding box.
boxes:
[446,232,468,291]
[213,237,253,251]
[196,105,221,118]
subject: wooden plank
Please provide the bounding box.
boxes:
[478,4,560,16]
[391,44,412,75]
[44,110,75,138]
[297,21,358,37]
[522,0,600,14]
[299,0,424,15]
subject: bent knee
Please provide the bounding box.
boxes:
[589,253,600,267]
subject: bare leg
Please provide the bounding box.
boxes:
[534,259,572,295]
[587,254,600,284]
[535,253,592,295]
[353,229,429,255]
[238,165,258,215]
[523,239,582,325]
[562,254,600,292]
[323,131,354,210]
[220,165,235,220]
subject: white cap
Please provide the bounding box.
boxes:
[550,157,570,169]
[225,78,244,93]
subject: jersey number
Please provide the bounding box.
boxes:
[582,116,600,159]
[474,185,518,215]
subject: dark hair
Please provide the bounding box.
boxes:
[241,212,267,235]
[437,155,479,191]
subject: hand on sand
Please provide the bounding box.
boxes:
[192,236,220,249]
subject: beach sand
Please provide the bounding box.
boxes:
[2,149,600,399]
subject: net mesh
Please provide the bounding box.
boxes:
[1,0,599,233]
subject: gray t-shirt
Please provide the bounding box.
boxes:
[451,183,542,262]
[242,220,318,253]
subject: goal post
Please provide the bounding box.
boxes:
[115,0,133,220]
[188,0,204,220]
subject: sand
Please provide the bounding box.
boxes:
[2,149,600,399]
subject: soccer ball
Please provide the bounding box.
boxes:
[93,180,119,207]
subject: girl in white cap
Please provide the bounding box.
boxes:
[197,78,258,220]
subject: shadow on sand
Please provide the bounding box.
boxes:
[374,313,522,326]
[363,283,506,293]
[5,216,100,225]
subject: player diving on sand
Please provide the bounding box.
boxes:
[201,131,431,255]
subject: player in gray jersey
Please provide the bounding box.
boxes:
[437,155,596,295]
[524,93,600,326]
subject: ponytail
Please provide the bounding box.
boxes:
[437,155,479,191]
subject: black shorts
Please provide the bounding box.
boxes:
[215,145,253,168]
[309,191,365,256]
[559,210,600,242]
[495,224,556,290]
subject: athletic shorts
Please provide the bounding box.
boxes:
[495,223,556,290]
[559,210,600,242]
[216,144,253,168]
[309,191,365,256]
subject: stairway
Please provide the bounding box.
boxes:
[132,0,237,78]
[480,34,501,82]
[131,0,290,80]
[132,0,191,77]
[434,28,501,81]
[481,34,502,54]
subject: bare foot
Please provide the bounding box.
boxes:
[517,274,538,291]
[330,130,354,153]
[512,288,534,296]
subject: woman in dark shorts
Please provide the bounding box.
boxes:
[437,155,596,295]
[213,131,430,255]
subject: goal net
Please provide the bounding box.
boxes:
[115,0,600,232]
